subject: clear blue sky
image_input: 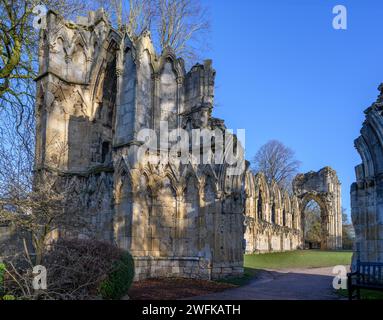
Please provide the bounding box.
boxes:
[205,0,383,218]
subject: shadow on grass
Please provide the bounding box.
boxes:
[337,288,383,300]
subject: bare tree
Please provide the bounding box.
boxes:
[97,0,210,65]
[127,0,154,36]
[0,0,89,266]
[155,0,210,62]
[0,142,88,266]
[94,0,154,36]
[0,0,86,102]
[252,140,301,191]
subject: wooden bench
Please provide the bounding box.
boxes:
[347,260,383,300]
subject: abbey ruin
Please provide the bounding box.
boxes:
[352,84,383,265]
[0,9,344,280]
[244,167,342,253]
[33,9,245,280]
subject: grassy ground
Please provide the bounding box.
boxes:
[337,288,383,300]
[244,250,353,270]
[218,250,353,286]
[216,267,258,286]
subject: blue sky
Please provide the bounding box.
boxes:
[205,0,383,217]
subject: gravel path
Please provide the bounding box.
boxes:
[188,266,348,300]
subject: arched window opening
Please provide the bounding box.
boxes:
[102,141,111,163]
[271,203,276,224]
[257,190,263,220]
[304,200,322,249]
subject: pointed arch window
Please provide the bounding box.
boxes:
[257,190,263,220]
[271,203,276,224]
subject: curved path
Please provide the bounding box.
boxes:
[190,267,347,300]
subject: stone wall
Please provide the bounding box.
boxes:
[244,170,302,253]
[244,167,342,253]
[33,9,245,281]
[1,9,346,279]
[351,84,383,265]
[293,167,342,250]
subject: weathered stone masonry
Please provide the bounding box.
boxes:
[33,10,245,280]
[244,167,342,253]
[352,84,383,265]
[1,9,344,276]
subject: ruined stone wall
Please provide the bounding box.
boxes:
[351,84,383,265]
[294,167,342,250]
[244,167,342,253]
[12,9,345,281]
[34,10,245,281]
[244,170,302,253]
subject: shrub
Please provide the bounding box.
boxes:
[99,251,135,300]
[0,263,5,296]
[39,239,135,300]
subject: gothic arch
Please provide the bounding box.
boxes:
[132,173,153,254]
[270,181,282,225]
[355,136,375,178]
[113,169,133,250]
[158,48,185,78]
[184,175,200,220]
[290,196,300,230]
[180,166,201,194]
[282,191,291,227]
[203,175,217,204]
[361,122,383,174]
[51,30,70,53]
[293,167,342,250]
[254,173,269,222]
[199,164,219,195]
[244,170,256,198]
[351,85,383,265]
[137,46,156,72]
[244,171,257,220]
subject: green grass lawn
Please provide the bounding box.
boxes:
[244,250,353,270]
[218,250,353,286]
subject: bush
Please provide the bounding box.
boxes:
[40,239,135,300]
[99,252,135,300]
[0,263,5,296]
